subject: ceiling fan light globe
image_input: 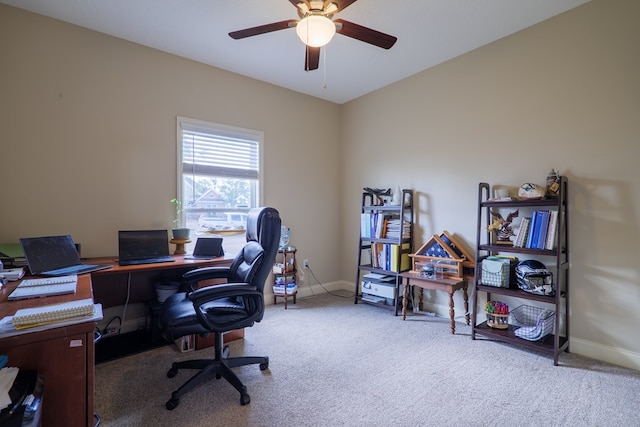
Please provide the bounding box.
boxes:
[296,15,336,47]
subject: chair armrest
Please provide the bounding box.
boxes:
[189,283,264,331]
[188,283,256,304]
[183,266,232,291]
[182,266,232,282]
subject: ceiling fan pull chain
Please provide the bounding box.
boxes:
[322,46,327,89]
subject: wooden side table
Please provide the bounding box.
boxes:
[400,271,469,334]
[273,248,297,308]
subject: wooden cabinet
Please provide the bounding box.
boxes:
[0,276,96,427]
[471,177,569,365]
[354,189,414,315]
[273,248,297,308]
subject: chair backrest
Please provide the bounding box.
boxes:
[227,207,281,291]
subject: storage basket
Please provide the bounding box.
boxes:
[481,259,510,287]
[510,305,555,341]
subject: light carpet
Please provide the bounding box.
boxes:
[95,291,640,427]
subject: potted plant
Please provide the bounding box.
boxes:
[170,198,190,240]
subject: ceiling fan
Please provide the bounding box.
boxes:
[229,0,397,71]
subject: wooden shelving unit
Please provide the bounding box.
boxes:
[354,189,414,315]
[471,177,569,365]
[273,248,297,309]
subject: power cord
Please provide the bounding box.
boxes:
[304,263,352,299]
[102,316,122,336]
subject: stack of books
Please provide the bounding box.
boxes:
[273,283,297,295]
[512,210,559,250]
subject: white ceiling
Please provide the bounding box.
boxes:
[2,0,591,104]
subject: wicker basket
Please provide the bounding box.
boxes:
[485,310,510,329]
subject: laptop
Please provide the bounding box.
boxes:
[185,237,224,260]
[20,235,112,276]
[118,230,175,266]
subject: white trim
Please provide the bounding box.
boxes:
[570,337,640,372]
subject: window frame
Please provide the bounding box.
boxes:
[176,116,264,236]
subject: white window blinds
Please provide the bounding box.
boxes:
[180,122,260,180]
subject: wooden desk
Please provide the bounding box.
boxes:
[89,255,233,308]
[400,271,470,334]
[0,275,96,427]
[89,255,241,353]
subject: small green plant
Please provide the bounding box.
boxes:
[170,198,182,228]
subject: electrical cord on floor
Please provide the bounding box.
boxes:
[304,264,353,299]
[102,316,122,335]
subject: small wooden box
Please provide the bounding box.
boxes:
[410,231,475,279]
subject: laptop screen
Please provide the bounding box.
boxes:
[20,235,82,275]
[118,230,170,261]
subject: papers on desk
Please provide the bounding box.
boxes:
[8,275,77,300]
[0,302,103,338]
[12,298,95,329]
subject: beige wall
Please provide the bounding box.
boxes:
[2,0,639,371]
[0,5,342,289]
[341,0,640,370]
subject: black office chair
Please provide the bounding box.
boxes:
[158,207,281,409]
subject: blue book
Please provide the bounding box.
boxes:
[526,211,540,248]
[536,210,550,249]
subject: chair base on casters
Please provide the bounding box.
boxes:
[165,332,269,410]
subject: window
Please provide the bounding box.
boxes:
[177,117,263,255]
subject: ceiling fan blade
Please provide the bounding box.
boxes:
[290,0,309,10]
[332,0,358,13]
[334,19,397,49]
[229,20,297,40]
[305,46,320,71]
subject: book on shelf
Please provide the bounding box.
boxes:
[390,243,411,272]
[370,243,381,269]
[525,211,539,249]
[381,243,389,270]
[545,210,559,250]
[520,210,555,250]
[369,242,409,272]
[535,210,550,249]
[361,213,397,239]
[375,214,389,238]
[514,217,531,248]
[361,213,371,238]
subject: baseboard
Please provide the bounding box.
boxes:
[570,337,640,371]
[264,280,349,305]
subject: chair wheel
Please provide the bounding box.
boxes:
[166,397,179,410]
[240,393,250,405]
[167,368,178,378]
[259,357,269,371]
